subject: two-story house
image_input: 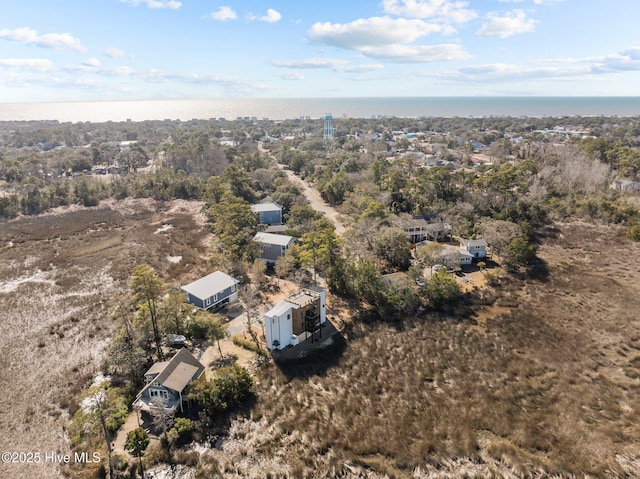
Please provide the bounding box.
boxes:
[181,271,239,311]
[460,239,488,259]
[253,232,297,266]
[134,348,205,413]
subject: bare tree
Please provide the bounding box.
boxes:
[149,397,174,434]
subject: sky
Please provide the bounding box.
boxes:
[0,0,639,103]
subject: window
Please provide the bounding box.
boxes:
[205,297,211,306]
[150,388,168,399]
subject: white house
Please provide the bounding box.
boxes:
[460,239,487,259]
[264,287,326,351]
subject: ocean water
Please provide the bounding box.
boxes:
[1,97,639,123]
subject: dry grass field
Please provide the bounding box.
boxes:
[3,201,640,479]
[207,222,640,478]
[0,199,211,479]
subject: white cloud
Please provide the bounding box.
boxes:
[271,57,384,72]
[0,27,86,52]
[0,58,54,71]
[499,0,563,3]
[259,9,282,23]
[476,10,536,38]
[455,62,587,81]
[309,16,453,50]
[83,58,101,68]
[361,43,471,63]
[590,47,640,73]
[277,72,305,81]
[120,0,181,9]
[104,47,128,58]
[141,69,271,95]
[427,47,640,85]
[308,16,468,63]
[210,6,237,21]
[382,0,477,24]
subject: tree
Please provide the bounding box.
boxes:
[189,365,253,428]
[206,192,259,262]
[425,268,461,310]
[149,397,174,434]
[161,289,190,336]
[72,383,129,479]
[165,417,193,448]
[373,227,412,272]
[508,236,537,268]
[208,314,228,358]
[415,242,445,274]
[285,204,323,235]
[131,264,167,360]
[298,221,339,284]
[239,282,261,349]
[125,427,150,478]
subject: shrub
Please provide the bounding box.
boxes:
[425,269,461,310]
[232,336,269,357]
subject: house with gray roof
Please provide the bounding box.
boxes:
[251,202,283,226]
[460,239,487,259]
[134,348,205,413]
[253,232,297,266]
[182,271,239,311]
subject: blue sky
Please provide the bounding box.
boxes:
[0,0,639,102]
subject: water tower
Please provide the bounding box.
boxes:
[323,113,335,142]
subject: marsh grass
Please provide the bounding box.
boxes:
[209,223,640,478]
[0,199,212,479]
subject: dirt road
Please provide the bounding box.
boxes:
[278,165,347,235]
[258,142,347,235]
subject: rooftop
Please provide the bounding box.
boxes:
[253,232,297,247]
[287,288,321,308]
[251,202,282,213]
[181,271,239,300]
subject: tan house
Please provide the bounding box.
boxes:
[134,348,205,413]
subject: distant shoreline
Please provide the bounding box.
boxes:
[1,96,639,123]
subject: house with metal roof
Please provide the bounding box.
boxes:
[134,348,205,413]
[181,271,239,311]
[253,232,297,266]
[251,202,283,226]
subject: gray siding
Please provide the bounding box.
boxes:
[259,210,282,226]
[187,284,237,310]
[258,243,288,264]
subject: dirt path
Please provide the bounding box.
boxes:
[258,142,347,235]
[278,165,347,235]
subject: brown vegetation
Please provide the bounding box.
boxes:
[212,222,640,478]
[0,199,211,479]
[3,198,640,479]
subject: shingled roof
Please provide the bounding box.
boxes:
[141,348,205,395]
